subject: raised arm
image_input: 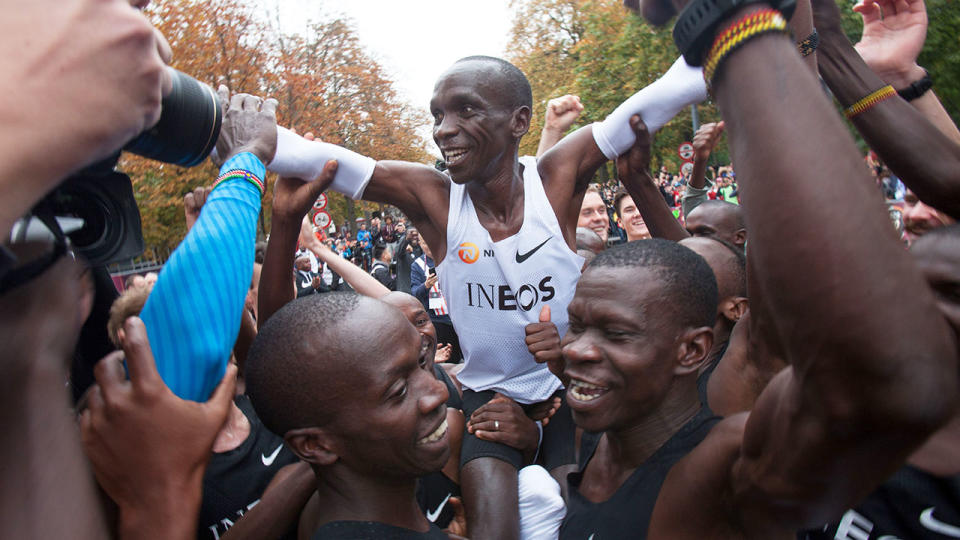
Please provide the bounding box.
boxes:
[682,122,724,217]
[616,116,689,241]
[814,0,960,218]
[535,95,584,159]
[257,170,338,328]
[139,89,276,401]
[634,0,958,534]
[539,56,709,234]
[297,217,390,299]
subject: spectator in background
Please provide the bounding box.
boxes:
[613,190,653,242]
[381,214,399,254]
[395,226,422,294]
[356,219,373,270]
[295,253,327,298]
[369,243,395,290]
[125,274,146,290]
[411,239,460,364]
[577,186,610,245]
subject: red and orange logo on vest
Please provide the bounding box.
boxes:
[458,242,480,264]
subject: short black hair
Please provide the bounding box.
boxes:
[588,239,718,329]
[455,55,532,110]
[245,292,362,436]
[705,237,746,298]
[374,243,388,260]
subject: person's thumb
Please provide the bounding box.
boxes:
[539,304,551,323]
[205,364,238,423]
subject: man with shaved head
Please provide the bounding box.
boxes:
[245,292,451,538]
[684,200,746,250]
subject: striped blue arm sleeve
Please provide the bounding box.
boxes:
[140,152,264,401]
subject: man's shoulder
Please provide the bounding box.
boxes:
[648,414,748,538]
[312,520,447,539]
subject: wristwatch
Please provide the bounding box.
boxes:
[674,0,797,66]
[897,70,932,102]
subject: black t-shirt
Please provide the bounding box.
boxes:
[799,465,960,540]
[416,471,460,530]
[312,520,448,539]
[560,407,720,539]
[198,395,300,540]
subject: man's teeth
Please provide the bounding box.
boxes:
[445,149,467,164]
[419,418,448,445]
[569,379,606,402]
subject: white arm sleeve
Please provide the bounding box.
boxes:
[592,56,707,160]
[268,127,377,200]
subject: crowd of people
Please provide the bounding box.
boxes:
[3,0,960,539]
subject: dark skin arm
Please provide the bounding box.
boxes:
[623,0,958,536]
[0,250,106,539]
[813,0,960,219]
[221,462,316,540]
[688,122,724,190]
[616,116,689,241]
[257,167,338,328]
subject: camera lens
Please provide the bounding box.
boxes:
[124,69,222,167]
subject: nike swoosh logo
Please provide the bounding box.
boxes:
[516,236,552,263]
[426,492,452,522]
[920,507,960,537]
[261,445,283,467]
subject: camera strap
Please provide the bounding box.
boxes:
[0,205,70,296]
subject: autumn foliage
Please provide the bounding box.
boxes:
[123,0,430,260]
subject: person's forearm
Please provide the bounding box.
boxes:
[303,242,389,298]
[258,217,300,327]
[220,463,315,540]
[0,362,107,539]
[140,153,262,401]
[233,308,256,378]
[818,32,960,218]
[910,90,960,146]
[536,127,566,159]
[117,486,201,540]
[622,171,688,241]
[681,186,708,218]
[689,154,709,189]
[790,0,817,73]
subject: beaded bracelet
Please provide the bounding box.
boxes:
[703,9,789,85]
[214,169,265,196]
[843,85,896,119]
[797,29,818,57]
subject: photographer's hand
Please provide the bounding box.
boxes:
[215,86,279,166]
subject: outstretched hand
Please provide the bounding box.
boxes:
[214,86,279,166]
[80,317,237,534]
[615,115,654,182]
[468,393,541,461]
[854,0,928,88]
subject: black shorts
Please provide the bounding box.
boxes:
[459,389,577,471]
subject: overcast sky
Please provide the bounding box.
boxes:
[265,0,516,152]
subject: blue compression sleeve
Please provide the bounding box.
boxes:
[140,153,264,401]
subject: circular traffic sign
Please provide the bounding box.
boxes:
[313,211,331,229]
[678,142,695,161]
[313,193,328,210]
[681,161,694,177]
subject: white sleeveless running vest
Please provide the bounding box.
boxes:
[437,156,583,403]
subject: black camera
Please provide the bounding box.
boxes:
[36,69,222,266]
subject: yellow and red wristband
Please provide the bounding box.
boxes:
[843,85,896,119]
[214,169,265,196]
[703,8,789,86]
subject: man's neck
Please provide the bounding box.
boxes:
[312,468,427,532]
[212,401,250,453]
[605,383,702,469]
[465,152,524,223]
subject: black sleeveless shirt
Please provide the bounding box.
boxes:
[560,407,720,539]
[800,465,960,540]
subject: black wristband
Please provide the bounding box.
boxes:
[673,0,797,66]
[797,29,818,57]
[897,71,932,102]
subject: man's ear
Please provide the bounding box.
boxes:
[674,326,714,376]
[720,296,749,324]
[512,106,532,139]
[733,229,747,247]
[285,427,340,466]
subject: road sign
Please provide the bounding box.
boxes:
[678,142,695,161]
[313,193,327,210]
[313,211,331,229]
[681,161,694,177]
